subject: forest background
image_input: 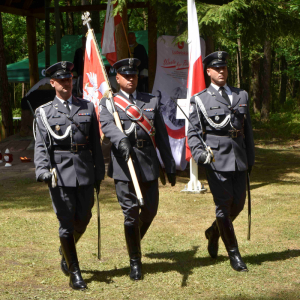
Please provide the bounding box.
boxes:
[2,0,300,139]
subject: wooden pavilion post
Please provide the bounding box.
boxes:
[45,0,51,69]
[26,16,39,88]
[148,2,157,93]
[54,0,62,61]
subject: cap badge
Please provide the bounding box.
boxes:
[218,52,222,61]
[129,58,134,68]
[61,61,67,68]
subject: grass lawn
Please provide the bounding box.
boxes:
[0,134,300,299]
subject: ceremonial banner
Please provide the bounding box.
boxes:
[152,36,205,170]
[101,0,122,66]
[83,31,109,135]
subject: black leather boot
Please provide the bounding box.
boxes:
[60,236,87,290]
[124,225,143,280]
[139,219,152,240]
[205,220,219,258]
[59,231,83,276]
[216,217,248,272]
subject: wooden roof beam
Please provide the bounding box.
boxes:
[23,0,34,10]
[31,2,147,16]
[0,5,33,17]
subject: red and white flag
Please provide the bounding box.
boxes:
[185,0,206,160]
[101,0,122,66]
[83,31,109,136]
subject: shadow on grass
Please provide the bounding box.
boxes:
[244,249,300,265]
[82,248,300,288]
[82,246,226,287]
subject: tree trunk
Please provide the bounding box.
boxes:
[143,10,147,30]
[91,0,101,34]
[251,55,261,114]
[148,1,157,93]
[261,38,271,121]
[279,55,287,107]
[66,0,74,35]
[292,79,299,99]
[237,37,242,88]
[60,12,65,37]
[204,36,214,87]
[0,13,13,138]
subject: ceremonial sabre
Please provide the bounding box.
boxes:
[170,97,215,161]
[247,172,251,240]
[96,188,101,259]
[82,12,144,207]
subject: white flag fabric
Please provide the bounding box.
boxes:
[186,0,206,160]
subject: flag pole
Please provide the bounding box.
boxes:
[82,12,144,207]
[121,19,131,56]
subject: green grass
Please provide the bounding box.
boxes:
[0,142,300,299]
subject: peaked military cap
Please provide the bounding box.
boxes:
[46,61,74,79]
[113,58,141,75]
[203,51,228,68]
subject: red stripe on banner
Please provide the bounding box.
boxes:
[166,125,186,139]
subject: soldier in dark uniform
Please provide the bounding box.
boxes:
[34,61,105,290]
[187,51,255,272]
[100,58,176,280]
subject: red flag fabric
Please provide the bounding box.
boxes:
[101,0,122,66]
[83,31,109,137]
[185,0,206,161]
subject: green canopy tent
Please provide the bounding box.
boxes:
[7,30,148,83]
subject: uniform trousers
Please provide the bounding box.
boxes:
[49,184,94,237]
[114,179,159,227]
[205,168,247,219]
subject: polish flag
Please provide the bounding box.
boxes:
[185,0,206,161]
[83,31,109,136]
[101,0,122,66]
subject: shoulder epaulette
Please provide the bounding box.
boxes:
[40,101,52,108]
[195,89,207,96]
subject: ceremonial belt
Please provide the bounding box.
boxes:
[114,95,156,147]
[53,144,90,152]
[205,129,243,139]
